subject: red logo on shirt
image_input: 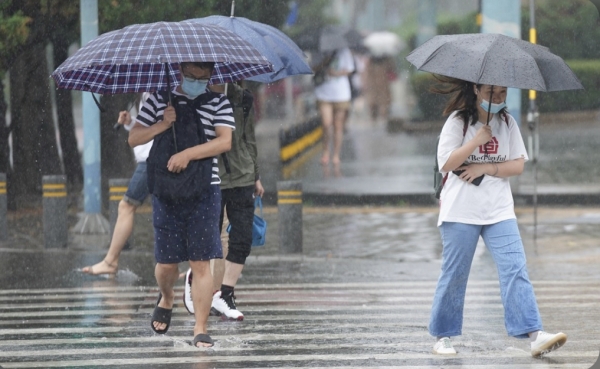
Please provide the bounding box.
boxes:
[479,137,498,154]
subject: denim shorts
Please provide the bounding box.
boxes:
[152,185,223,264]
[123,162,149,206]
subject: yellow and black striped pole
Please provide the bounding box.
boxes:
[43,175,67,248]
[108,178,133,249]
[277,181,302,253]
[0,173,7,241]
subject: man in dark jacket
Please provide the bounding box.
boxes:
[184,81,263,321]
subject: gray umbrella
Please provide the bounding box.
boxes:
[406,33,583,92]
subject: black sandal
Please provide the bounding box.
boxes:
[192,333,214,348]
[151,293,172,334]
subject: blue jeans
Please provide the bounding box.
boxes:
[123,162,149,206]
[429,219,542,339]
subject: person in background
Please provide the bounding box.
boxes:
[81,92,151,276]
[313,47,355,166]
[429,77,567,357]
[183,81,263,321]
[364,55,396,125]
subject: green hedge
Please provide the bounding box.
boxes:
[525,60,600,113]
[410,59,600,120]
[409,72,448,121]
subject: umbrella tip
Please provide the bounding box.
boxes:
[230,0,235,17]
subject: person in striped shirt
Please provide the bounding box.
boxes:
[128,62,234,348]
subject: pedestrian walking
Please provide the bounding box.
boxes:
[364,55,396,124]
[183,82,263,321]
[430,77,567,357]
[128,61,235,348]
[312,47,355,165]
[81,93,151,276]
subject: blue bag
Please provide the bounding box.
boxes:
[251,196,267,247]
[226,196,267,247]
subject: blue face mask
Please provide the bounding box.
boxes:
[480,98,506,114]
[181,78,208,98]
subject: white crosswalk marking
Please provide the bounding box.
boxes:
[0,281,598,368]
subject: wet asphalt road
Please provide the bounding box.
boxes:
[1,205,600,368]
[1,107,600,367]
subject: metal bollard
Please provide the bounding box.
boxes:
[43,175,68,248]
[277,181,303,253]
[0,173,7,241]
[108,178,132,249]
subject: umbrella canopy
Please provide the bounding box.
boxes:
[364,31,405,57]
[51,21,273,94]
[406,33,583,92]
[319,25,350,52]
[182,16,311,83]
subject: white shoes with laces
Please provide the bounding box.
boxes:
[530,331,567,357]
[432,337,457,355]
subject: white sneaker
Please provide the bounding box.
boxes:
[432,337,457,355]
[211,290,244,321]
[531,331,567,357]
[183,268,194,314]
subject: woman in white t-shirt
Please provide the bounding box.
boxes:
[313,47,354,165]
[429,78,567,357]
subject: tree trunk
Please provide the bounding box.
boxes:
[100,93,136,210]
[10,42,62,208]
[53,37,83,194]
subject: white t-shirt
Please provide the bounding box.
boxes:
[314,47,355,102]
[124,92,153,163]
[437,112,528,226]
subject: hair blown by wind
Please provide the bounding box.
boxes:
[429,75,479,125]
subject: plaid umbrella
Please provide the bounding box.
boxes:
[51,21,273,94]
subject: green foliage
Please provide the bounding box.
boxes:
[210,0,289,28]
[99,0,220,32]
[409,72,448,121]
[284,0,337,49]
[408,0,600,118]
[98,0,288,33]
[523,60,600,113]
[522,0,600,59]
[0,11,30,71]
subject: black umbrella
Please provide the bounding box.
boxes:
[294,25,363,52]
[406,33,583,92]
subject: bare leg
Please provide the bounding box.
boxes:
[319,102,334,165]
[331,107,347,165]
[82,200,137,275]
[190,260,214,347]
[222,261,244,287]
[152,263,178,331]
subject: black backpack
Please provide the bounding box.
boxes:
[434,114,509,199]
[147,91,219,200]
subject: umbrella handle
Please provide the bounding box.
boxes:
[164,62,178,152]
